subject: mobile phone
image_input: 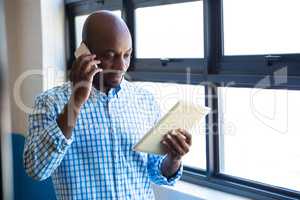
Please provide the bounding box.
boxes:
[74,42,99,68]
[74,42,91,58]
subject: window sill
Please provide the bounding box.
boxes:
[152,180,251,200]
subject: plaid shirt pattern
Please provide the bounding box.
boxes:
[24,79,182,200]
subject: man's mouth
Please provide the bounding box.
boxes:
[102,69,125,76]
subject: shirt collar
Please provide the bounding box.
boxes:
[115,77,128,98]
[90,77,128,100]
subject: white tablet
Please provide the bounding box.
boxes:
[133,100,210,155]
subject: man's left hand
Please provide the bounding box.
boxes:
[161,128,192,161]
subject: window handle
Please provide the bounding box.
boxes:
[95,0,104,4]
[160,58,183,66]
[264,55,282,66]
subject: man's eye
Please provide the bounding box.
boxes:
[124,53,131,59]
[103,53,114,60]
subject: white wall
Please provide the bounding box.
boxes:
[5,0,66,134]
[41,0,66,91]
[5,0,43,133]
[1,0,14,199]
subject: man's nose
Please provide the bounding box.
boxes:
[113,57,127,71]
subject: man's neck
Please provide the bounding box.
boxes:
[92,82,109,95]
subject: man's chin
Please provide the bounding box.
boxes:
[93,73,124,90]
[105,75,123,88]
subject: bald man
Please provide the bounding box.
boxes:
[24,11,191,200]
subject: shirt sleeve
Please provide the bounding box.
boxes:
[146,93,183,185]
[23,95,73,180]
[147,154,183,185]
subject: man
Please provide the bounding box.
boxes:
[24,11,192,200]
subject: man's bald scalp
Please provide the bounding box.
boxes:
[82,11,131,50]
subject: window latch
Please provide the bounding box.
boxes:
[160,58,183,67]
[95,0,104,4]
[264,55,282,66]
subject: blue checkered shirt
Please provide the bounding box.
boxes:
[24,79,182,200]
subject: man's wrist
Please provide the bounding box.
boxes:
[68,100,81,115]
[166,154,182,164]
[161,155,182,179]
[69,94,83,113]
[56,100,81,139]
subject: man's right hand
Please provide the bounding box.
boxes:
[69,54,102,109]
[57,54,102,139]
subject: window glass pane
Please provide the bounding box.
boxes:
[135,1,204,58]
[223,0,300,55]
[75,10,122,48]
[219,87,300,191]
[134,82,206,170]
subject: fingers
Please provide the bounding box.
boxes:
[71,54,91,81]
[172,130,190,153]
[72,54,95,74]
[177,128,192,146]
[86,64,102,81]
[73,54,93,71]
[80,54,97,73]
[162,131,186,157]
[161,139,173,155]
[161,129,192,160]
[78,53,94,64]
[72,54,102,82]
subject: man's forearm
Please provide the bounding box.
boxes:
[56,101,80,139]
[161,156,181,178]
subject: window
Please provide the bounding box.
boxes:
[221,0,300,76]
[135,1,204,58]
[75,11,122,48]
[132,0,205,74]
[136,82,206,170]
[219,87,300,191]
[66,0,300,199]
[223,0,300,56]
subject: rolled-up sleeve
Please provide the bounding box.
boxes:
[145,92,183,185]
[147,154,183,185]
[23,95,73,180]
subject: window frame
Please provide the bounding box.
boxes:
[219,0,300,76]
[133,0,205,73]
[65,0,300,199]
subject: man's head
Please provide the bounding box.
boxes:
[82,11,132,91]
